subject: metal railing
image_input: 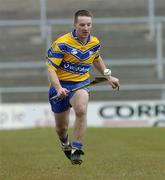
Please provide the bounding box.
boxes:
[0,83,165,102]
[0,21,164,79]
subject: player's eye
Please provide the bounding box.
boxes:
[79,23,85,27]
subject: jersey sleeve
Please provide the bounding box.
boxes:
[91,36,101,61]
[46,41,64,70]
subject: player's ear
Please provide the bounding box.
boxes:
[73,18,76,27]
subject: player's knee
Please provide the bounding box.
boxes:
[75,105,87,117]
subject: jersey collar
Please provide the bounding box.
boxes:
[71,29,91,45]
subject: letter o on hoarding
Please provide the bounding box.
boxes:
[116,105,134,118]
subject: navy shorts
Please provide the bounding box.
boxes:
[49,79,90,113]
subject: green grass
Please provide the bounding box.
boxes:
[0,128,165,180]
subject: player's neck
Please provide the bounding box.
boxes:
[78,37,88,45]
[76,34,88,45]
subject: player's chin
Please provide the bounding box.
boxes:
[82,33,89,38]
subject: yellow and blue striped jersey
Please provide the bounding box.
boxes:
[46,30,101,82]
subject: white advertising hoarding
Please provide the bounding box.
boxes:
[0,100,165,129]
[88,101,165,127]
[0,104,54,129]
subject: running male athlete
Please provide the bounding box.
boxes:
[46,10,120,165]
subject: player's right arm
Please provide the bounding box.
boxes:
[46,41,69,98]
[47,67,69,98]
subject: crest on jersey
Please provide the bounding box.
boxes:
[71,49,78,55]
[89,51,94,56]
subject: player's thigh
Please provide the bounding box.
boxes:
[54,109,70,129]
[70,89,89,115]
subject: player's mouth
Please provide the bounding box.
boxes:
[82,32,89,36]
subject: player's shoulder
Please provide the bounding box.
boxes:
[90,35,100,44]
[51,33,71,49]
[54,33,71,44]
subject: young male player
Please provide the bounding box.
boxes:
[46,10,120,165]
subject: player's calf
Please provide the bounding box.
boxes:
[60,135,72,160]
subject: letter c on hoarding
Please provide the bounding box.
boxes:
[99,105,115,118]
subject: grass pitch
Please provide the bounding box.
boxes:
[0,128,165,180]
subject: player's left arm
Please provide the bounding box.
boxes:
[93,56,120,90]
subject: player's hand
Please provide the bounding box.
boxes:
[56,87,69,98]
[107,76,120,90]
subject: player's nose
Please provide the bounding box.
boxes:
[84,25,89,30]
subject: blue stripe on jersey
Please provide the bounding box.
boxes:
[60,61,91,74]
[58,43,100,61]
[48,48,64,58]
[91,44,100,52]
[47,58,59,69]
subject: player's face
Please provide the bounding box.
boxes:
[75,16,92,41]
